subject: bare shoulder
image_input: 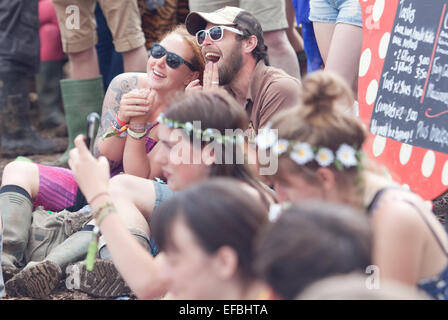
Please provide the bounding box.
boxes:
[371,188,439,237]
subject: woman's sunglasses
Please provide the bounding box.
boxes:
[150,43,196,71]
[195,25,244,46]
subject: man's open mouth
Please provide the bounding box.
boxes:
[205,52,221,63]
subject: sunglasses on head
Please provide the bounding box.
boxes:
[195,25,244,46]
[150,43,196,71]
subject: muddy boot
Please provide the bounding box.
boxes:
[5,260,61,299]
[0,72,60,157]
[0,186,33,281]
[36,61,66,130]
[5,230,92,298]
[66,228,151,297]
[55,77,104,166]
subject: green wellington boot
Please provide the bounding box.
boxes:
[36,60,66,129]
[56,77,104,166]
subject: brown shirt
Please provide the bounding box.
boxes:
[245,60,301,132]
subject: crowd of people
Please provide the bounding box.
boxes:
[0,0,447,301]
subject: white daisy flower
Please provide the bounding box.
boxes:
[315,148,334,167]
[290,142,314,165]
[336,144,357,168]
[269,204,283,222]
[156,113,165,123]
[255,128,277,150]
[184,122,193,132]
[272,139,289,156]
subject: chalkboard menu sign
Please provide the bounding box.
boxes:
[369,0,448,154]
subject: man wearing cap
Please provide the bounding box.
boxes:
[188,0,300,78]
[185,6,301,135]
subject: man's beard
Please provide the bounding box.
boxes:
[218,42,243,86]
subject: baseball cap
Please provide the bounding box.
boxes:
[185,6,264,46]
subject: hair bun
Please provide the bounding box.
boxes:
[302,71,354,121]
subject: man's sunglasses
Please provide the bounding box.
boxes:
[149,43,196,71]
[195,26,244,46]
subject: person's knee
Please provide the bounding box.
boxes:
[108,174,132,199]
[1,161,38,193]
[68,47,96,64]
[263,30,291,51]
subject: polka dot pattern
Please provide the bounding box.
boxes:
[358,0,448,200]
[366,80,378,105]
[372,135,386,157]
[359,48,372,77]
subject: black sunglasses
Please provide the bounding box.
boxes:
[150,43,196,71]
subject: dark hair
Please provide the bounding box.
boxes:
[152,178,269,283]
[235,29,269,65]
[234,11,269,65]
[164,89,272,207]
[255,201,372,299]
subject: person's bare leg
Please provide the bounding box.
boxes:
[107,174,157,236]
[1,162,40,199]
[68,47,100,80]
[324,23,363,95]
[264,30,301,79]
[313,21,336,64]
[285,0,304,53]
[121,46,148,72]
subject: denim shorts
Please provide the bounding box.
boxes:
[309,0,363,28]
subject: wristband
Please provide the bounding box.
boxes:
[116,114,128,127]
[128,122,151,132]
[110,120,127,134]
[127,127,150,139]
[93,201,116,226]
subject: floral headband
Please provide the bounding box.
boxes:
[255,125,363,171]
[157,113,245,145]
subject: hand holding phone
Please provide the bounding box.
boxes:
[85,112,100,153]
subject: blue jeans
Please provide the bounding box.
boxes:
[95,4,124,90]
[309,0,363,27]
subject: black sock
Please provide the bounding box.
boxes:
[0,185,32,202]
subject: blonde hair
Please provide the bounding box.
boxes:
[271,71,367,184]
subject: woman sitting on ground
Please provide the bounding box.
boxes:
[257,70,448,300]
[67,89,275,298]
[0,25,204,299]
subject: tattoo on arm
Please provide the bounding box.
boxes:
[93,74,139,157]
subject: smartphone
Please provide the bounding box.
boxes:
[85,112,100,152]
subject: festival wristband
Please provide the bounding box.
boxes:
[116,114,128,127]
[127,127,149,140]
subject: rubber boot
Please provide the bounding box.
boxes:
[0,73,60,157]
[66,228,151,298]
[36,61,66,129]
[0,190,33,281]
[56,77,104,166]
[5,230,92,299]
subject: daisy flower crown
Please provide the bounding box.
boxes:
[157,113,245,145]
[255,125,364,171]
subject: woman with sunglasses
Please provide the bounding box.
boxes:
[259,70,448,300]
[0,25,205,299]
